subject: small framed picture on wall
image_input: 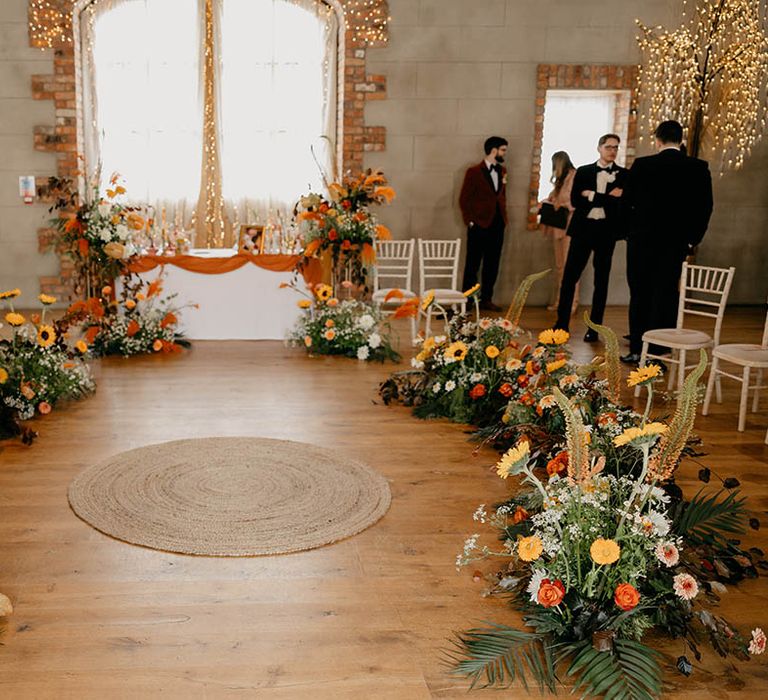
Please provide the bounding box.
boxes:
[239,225,265,255]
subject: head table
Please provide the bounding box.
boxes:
[126,250,324,340]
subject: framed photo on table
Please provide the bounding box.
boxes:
[239,225,265,254]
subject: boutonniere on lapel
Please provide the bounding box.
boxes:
[502,173,508,185]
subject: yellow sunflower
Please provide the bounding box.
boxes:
[5,312,25,327]
[315,284,333,302]
[463,283,481,297]
[422,336,436,353]
[546,358,567,373]
[485,345,500,359]
[421,290,436,311]
[37,324,56,348]
[75,340,88,354]
[38,293,57,305]
[613,422,668,447]
[0,367,8,384]
[444,341,468,362]
[538,328,570,346]
[627,363,663,387]
[297,299,312,309]
[0,288,21,300]
[496,439,530,479]
[590,538,621,565]
[518,535,544,562]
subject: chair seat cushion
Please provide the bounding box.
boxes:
[642,328,713,348]
[713,343,768,367]
[372,288,416,303]
[431,289,467,305]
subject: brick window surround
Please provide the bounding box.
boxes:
[528,64,639,230]
[29,0,388,296]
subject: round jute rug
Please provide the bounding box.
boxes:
[68,437,391,556]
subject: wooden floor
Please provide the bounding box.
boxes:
[0,306,766,699]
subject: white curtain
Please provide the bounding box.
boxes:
[81,0,338,232]
[219,0,338,226]
[82,0,203,224]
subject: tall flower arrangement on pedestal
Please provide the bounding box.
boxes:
[46,173,144,297]
[295,169,395,294]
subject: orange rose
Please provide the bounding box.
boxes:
[328,229,338,241]
[537,579,565,608]
[498,383,513,398]
[469,384,486,400]
[38,401,52,415]
[520,392,536,406]
[614,583,640,611]
[512,506,529,524]
[517,375,529,388]
[341,239,352,250]
[126,320,140,337]
[152,339,163,352]
[546,452,569,477]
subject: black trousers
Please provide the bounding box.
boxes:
[461,208,504,302]
[555,222,616,331]
[627,239,686,354]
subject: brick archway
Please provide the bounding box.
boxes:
[28,0,389,295]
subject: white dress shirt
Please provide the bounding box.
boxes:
[586,162,616,221]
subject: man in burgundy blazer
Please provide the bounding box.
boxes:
[459,136,509,311]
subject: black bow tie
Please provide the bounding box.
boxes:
[491,164,501,173]
[597,165,615,173]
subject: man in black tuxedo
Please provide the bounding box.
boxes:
[620,120,714,363]
[555,134,627,340]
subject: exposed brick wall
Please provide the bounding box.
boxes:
[29,1,387,296]
[528,64,639,230]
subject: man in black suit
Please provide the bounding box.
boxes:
[620,120,714,363]
[555,133,627,340]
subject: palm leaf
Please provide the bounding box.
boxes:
[675,488,748,547]
[560,638,662,700]
[583,313,621,403]
[505,269,551,326]
[447,622,557,692]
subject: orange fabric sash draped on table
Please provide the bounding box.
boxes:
[128,254,323,286]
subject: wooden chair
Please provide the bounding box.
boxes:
[703,301,768,433]
[417,238,467,336]
[635,263,735,397]
[372,238,417,343]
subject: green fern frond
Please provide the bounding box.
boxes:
[583,313,621,403]
[447,623,556,692]
[675,488,748,547]
[649,348,707,481]
[560,638,662,700]
[505,269,551,326]
[552,387,590,481]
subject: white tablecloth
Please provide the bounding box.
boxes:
[134,257,302,340]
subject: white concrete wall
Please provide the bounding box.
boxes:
[365,0,768,307]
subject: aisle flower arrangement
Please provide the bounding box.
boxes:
[46,173,143,294]
[62,275,190,358]
[450,353,765,696]
[295,169,395,292]
[285,282,399,362]
[1,289,94,442]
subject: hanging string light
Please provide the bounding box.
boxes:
[636,0,768,173]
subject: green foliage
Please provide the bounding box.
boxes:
[674,488,748,548]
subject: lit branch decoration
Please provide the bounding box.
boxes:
[636,0,768,172]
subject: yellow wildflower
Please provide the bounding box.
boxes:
[0,288,21,300]
[38,293,57,305]
[496,439,531,479]
[613,422,668,447]
[422,336,436,353]
[485,345,500,359]
[297,299,312,309]
[37,324,56,348]
[627,363,663,387]
[421,290,435,311]
[463,283,481,297]
[590,538,621,565]
[518,535,544,562]
[5,312,25,327]
[0,367,8,384]
[444,341,468,362]
[538,328,570,346]
[75,340,88,354]
[124,299,137,310]
[315,284,333,302]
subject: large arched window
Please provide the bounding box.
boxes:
[81,0,340,246]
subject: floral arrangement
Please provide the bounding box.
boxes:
[45,172,144,294]
[0,288,94,443]
[285,281,399,362]
[450,352,765,696]
[62,275,190,358]
[295,169,395,290]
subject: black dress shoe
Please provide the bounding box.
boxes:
[583,330,599,343]
[620,352,641,365]
[479,300,502,312]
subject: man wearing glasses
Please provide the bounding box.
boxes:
[554,134,627,341]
